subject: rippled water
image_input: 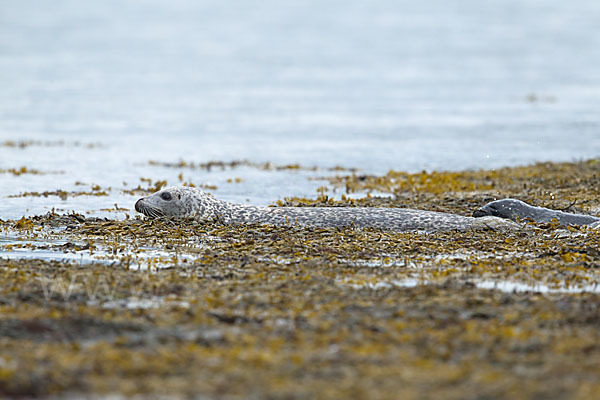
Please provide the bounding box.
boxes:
[1,0,599,219]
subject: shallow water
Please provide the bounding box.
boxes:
[1,0,599,220]
[338,276,600,295]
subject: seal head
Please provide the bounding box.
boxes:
[135,186,221,220]
[473,198,600,226]
[473,199,532,221]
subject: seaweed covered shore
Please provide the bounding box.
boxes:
[1,159,599,399]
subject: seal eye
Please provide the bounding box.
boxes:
[160,192,172,201]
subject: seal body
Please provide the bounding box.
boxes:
[134,186,513,232]
[473,199,600,227]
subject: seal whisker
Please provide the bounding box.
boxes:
[136,201,165,219]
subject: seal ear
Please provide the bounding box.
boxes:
[177,194,181,200]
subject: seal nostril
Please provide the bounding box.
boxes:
[135,199,143,212]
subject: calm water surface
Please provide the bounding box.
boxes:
[1,0,599,219]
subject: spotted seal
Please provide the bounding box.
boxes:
[134,186,516,232]
[473,198,600,228]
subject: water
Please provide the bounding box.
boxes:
[338,277,600,296]
[1,0,599,219]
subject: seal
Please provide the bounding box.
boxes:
[134,186,515,232]
[473,198,600,227]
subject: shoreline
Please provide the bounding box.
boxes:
[1,158,600,398]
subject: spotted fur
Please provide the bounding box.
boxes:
[135,186,518,232]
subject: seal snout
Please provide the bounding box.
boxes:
[472,208,490,218]
[134,197,166,218]
[473,204,497,218]
[473,199,526,221]
[135,198,144,213]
